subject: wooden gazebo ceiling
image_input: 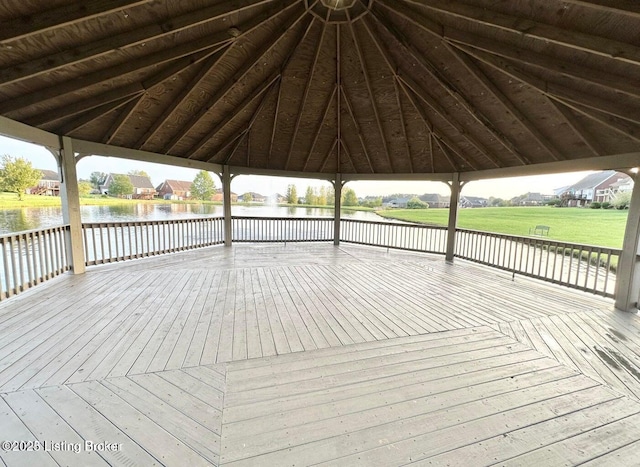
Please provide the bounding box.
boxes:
[1,1,640,175]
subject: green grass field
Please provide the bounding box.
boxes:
[377,206,628,249]
[0,192,223,208]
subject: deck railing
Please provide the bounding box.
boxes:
[82,217,224,265]
[341,219,447,254]
[455,228,620,297]
[232,216,334,242]
[0,217,623,301]
[0,225,69,301]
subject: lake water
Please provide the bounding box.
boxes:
[0,204,389,235]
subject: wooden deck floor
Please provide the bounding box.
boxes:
[1,243,640,465]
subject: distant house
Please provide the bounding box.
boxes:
[27,169,60,196]
[100,173,156,200]
[267,193,286,204]
[419,193,450,208]
[459,196,488,208]
[385,197,410,208]
[559,171,633,206]
[239,192,266,203]
[212,188,238,202]
[156,179,192,200]
[512,192,546,206]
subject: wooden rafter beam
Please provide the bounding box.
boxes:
[24,47,215,127]
[0,0,152,43]
[339,139,357,173]
[400,0,640,66]
[0,0,281,86]
[370,9,528,166]
[285,17,326,170]
[432,135,459,172]
[548,100,604,157]
[340,86,374,173]
[268,79,283,165]
[336,24,342,173]
[135,51,225,149]
[398,73,501,168]
[320,138,338,173]
[206,130,247,164]
[347,13,393,171]
[360,15,412,173]
[303,85,337,172]
[26,83,144,127]
[399,79,477,171]
[189,73,282,160]
[102,96,144,144]
[0,38,231,115]
[554,101,640,144]
[223,132,248,166]
[56,95,139,135]
[457,44,640,126]
[165,4,309,154]
[445,29,640,101]
[534,1,640,20]
[442,42,565,161]
[392,77,414,173]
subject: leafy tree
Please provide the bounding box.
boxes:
[342,187,358,206]
[612,191,632,209]
[0,155,42,200]
[89,171,106,190]
[305,186,317,205]
[108,174,134,197]
[407,197,429,209]
[317,186,327,206]
[128,169,150,178]
[78,181,93,197]
[286,184,298,204]
[361,197,382,208]
[243,192,253,203]
[191,171,216,200]
[327,187,335,206]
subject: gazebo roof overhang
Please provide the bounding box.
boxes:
[1,0,640,181]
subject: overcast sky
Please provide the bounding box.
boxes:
[1,135,591,199]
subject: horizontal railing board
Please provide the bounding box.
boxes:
[0,217,625,301]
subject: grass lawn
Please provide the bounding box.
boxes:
[0,192,223,208]
[377,206,628,249]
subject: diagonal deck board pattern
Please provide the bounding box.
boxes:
[2,243,640,465]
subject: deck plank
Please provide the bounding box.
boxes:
[1,244,639,466]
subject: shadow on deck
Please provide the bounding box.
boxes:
[1,243,639,465]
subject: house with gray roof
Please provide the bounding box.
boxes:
[561,171,633,206]
[100,173,156,200]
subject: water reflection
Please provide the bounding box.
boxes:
[0,203,388,235]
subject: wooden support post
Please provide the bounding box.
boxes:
[222,165,232,246]
[334,174,342,246]
[615,174,640,311]
[446,173,462,262]
[59,136,86,274]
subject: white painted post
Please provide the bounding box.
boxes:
[222,165,232,246]
[445,173,462,262]
[59,136,86,274]
[334,174,342,246]
[615,175,640,311]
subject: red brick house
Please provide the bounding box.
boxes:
[156,179,192,200]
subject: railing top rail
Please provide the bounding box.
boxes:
[232,216,334,221]
[456,227,622,253]
[0,224,70,240]
[342,218,447,229]
[82,217,224,227]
